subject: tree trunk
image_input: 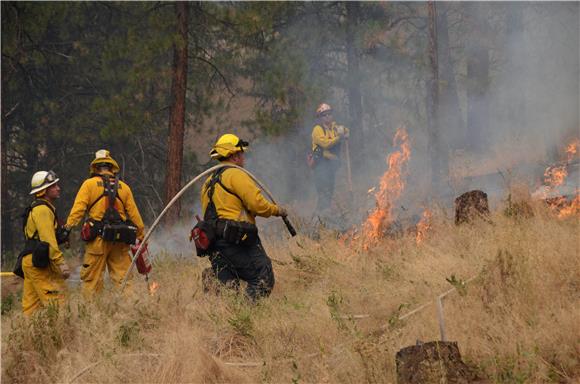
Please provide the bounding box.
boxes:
[1,87,13,255]
[437,4,463,152]
[345,2,364,173]
[164,1,189,224]
[426,1,443,189]
[465,2,490,153]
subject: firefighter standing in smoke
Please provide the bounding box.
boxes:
[17,171,71,315]
[199,134,287,300]
[311,103,349,212]
[66,150,145,297]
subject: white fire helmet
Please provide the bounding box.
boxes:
[316,103,332,117]
[30,170,59,195]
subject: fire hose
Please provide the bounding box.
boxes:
[120,163,296,292]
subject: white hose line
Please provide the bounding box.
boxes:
[120,163,287,292]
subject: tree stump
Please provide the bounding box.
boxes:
[455,190,489,225]
[396,341,476,384]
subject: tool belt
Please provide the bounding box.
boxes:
[81,218,137,245]
[13,238,50,278]
[102,221,137,244]
[215,219,258,246]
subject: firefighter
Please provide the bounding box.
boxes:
[20,171,71,315]
[311,103,349,212]
[65,150,145,297]
[201,133,287,300]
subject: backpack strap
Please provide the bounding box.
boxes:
[86,175,126,219]
[102,175,123,224]
[204,166,251,221]
[22,199,56,240]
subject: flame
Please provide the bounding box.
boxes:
[362,126,411,249]
[148,281,160,295]
[416,209,432,244]
[565,138,579,162]
[537,137,580,218]
[557,194,580,218]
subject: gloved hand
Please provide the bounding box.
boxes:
[276,206,288,217]
[131,240,148,257]
[59,263,71,279]
[336,125,349,139]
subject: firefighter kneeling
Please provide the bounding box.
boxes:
[194,133,287,301]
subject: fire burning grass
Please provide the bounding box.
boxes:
[1,201,579,383]
[534,137,580,218]
[363,126,411,249]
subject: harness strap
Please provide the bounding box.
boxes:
[23,199,57,241]
[204,167,250,221]
[86,175,126,220]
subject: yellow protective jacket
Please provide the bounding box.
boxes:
[201,163,280,224]
[311,122,349,160]
[66,171,145,240]
[25,199,65,267]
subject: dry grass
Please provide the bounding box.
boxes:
[2,197,579,383]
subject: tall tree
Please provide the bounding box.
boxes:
[426,1,443,187]
[345,2,364,171]
[437,3,463,152]
[164,1,189,224]
[465,2,490,152]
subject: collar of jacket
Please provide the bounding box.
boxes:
[36,197,56,211]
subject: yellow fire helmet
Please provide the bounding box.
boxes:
[209,133,249,160]
[89,149,120,175]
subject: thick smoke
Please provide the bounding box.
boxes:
[154,2,579,256]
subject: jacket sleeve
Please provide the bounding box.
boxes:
[229,170,279,218]
[123,184,145,240]
[33,205,64,265]
[66,180,91,228]
[312,125,340,149]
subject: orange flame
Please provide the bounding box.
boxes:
[416,208,432,244]
[544,165,568,187]
[363,126,411,249]
[542,137,579,190]
[148,281,160,295]
[557,194,580,218]
[565,138,579,162]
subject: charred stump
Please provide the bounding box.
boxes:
[396,341,476,384]
[455,190,489,225]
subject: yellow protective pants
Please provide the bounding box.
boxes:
[22,255,67,315]
[80,237,133,297]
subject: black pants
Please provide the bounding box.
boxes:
[313,158,340,212]
[209,238,275,300]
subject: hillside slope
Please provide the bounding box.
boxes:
[2,200,579,383]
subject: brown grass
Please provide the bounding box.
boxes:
[2,197,579,383]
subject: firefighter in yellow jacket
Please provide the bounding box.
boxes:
[200,134,287,300]
[20,170,71,315]
[311,103,349,212]
[66,150,145,297]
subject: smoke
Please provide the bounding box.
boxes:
[176,3,579,237]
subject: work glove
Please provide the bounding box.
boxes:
[336,125,349,139]
[59,263,71,279]
[276,206,288,217]
[131,240,148,258]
